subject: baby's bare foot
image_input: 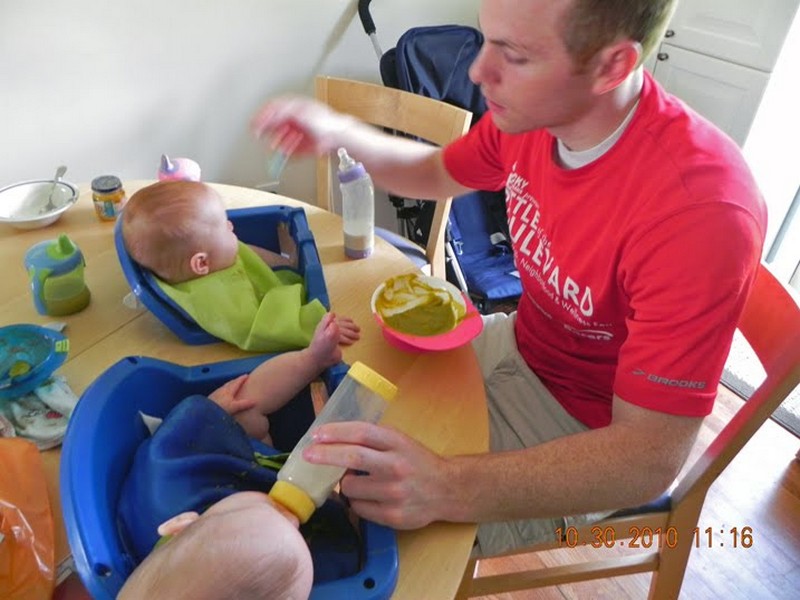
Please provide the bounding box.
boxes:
[335,316,360,346]
[309,313,342,368]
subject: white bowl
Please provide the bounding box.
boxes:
[0,179,80,230]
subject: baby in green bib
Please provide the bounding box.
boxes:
[121,181,359,351]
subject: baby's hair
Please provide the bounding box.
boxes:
[119,501,311,599]
[121,181,224,282]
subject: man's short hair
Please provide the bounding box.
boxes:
[560,0,677,69]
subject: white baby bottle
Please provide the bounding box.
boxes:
[269,361,397,523]
[337,147,375,259]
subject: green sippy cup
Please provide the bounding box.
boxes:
[24,234,91,316]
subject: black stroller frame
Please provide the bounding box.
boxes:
[356,0,522,314]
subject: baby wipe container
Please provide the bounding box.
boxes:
[270,361,397,523]
[24,234,90,316]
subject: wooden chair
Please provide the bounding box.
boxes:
[314,75,471,280]
[456,262,800,599]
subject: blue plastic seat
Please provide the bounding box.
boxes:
[60,355,398,600]
[114,205,330,345]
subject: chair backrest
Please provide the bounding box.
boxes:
[673,262,800,503]
[314,75,471,279]
[457,262,800,598]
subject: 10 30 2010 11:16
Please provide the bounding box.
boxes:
[555,525,754,549]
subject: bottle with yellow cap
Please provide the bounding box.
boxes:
[269,361,397,524]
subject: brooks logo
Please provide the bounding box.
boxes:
[632,369,706,390]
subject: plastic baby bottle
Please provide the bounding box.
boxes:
[269,361,397,523]
[24,234,91,316]
[337,147,375,259]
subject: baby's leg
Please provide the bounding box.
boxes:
[247,243,294,269]
[277,222,298,269]
[307,312,343,369]
[235,314,341,417]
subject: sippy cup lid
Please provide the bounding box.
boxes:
[24,234,84,277]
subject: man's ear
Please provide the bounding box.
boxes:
[591,40,641,95]
[189,252,210,276]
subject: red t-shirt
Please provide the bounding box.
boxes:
[443,72,766,428]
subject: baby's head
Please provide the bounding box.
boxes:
[118,492,313,600]
[121,181,239,284]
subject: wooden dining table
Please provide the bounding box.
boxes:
[0,180,489,599]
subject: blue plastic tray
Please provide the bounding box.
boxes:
[114,205,330,345]
[60,356,398,600]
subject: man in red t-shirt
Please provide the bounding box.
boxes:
[252,0,765,556]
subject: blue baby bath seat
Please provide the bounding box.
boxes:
[60,355,398,599]
[114,205,330,345]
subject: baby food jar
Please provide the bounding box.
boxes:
[91,175,127,221]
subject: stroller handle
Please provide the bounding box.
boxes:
[358,0,377,35]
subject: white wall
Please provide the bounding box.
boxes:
[1,0,480,227]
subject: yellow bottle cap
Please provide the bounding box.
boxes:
[348,361,398,402]
[269,481,316,524]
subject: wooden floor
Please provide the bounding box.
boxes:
[473,387,800,599]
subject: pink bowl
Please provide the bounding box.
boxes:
[371,276,484,353]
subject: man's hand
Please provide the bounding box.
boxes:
[251,96,356,157]
[304,421,449,529]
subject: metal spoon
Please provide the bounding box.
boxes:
[43,165,67,213]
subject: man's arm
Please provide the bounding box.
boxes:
[303,395,703,528]
[251,96,471,202]
[442,395,703,523]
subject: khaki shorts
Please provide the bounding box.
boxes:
[471,311,612,557]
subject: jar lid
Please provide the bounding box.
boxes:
[91,175,122,193]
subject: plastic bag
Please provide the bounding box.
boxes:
[0,438,55,600]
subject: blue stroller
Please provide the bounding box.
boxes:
[358,1,522,313]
